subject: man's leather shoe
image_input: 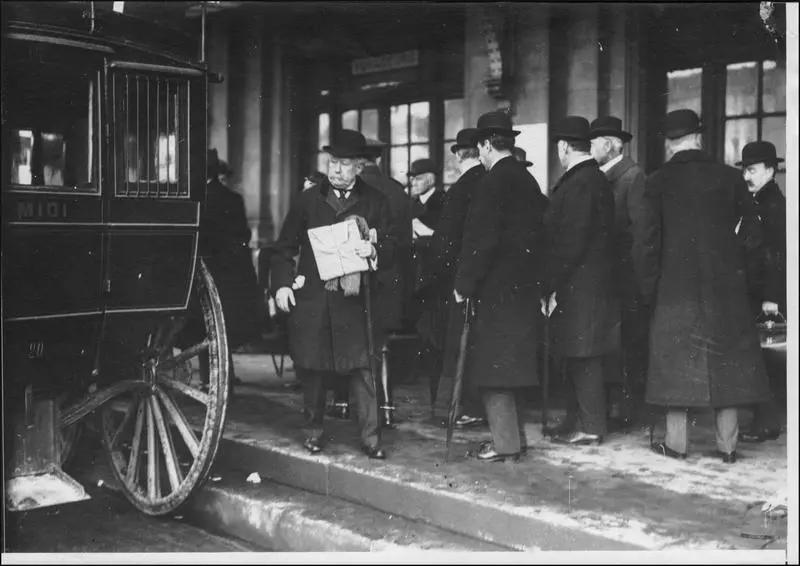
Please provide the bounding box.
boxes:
[550,431,603,446]
[650,441,686,460]
[738,429,780,443]
[455,414,488,428]
[476,442,520,462]
[717,450,737,463]
[303,437,323,454]
[361,445,387,460]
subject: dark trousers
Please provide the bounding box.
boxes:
[480,388,528,454]
[563,355,607,436]
[298,367,380,448]
[604,304,649,420]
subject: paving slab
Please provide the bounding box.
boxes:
[212,353,789,552]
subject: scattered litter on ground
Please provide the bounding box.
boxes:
[210,476,222,482]
[174,515,184,520]
[97,480,104,487]
[246,472,262,484]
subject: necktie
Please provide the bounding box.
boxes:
[337,190,349,202]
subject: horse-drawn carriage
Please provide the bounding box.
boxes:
[3,1,230,515]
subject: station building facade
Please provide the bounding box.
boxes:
[203,2,788,248]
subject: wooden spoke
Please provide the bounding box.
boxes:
[61,379,148,428]
[157,376,210,405]
[146,401,160,500]
[125,401,146,487]
[110,397,139,450]
[157,340,209,371]
[156,387,200,459]
[149,395,183,492]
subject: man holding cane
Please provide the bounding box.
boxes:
[271,130,395,460]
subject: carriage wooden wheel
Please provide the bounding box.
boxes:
[97,259,229,515]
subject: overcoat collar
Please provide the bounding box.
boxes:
[459,163,485,180]
[320,177,365,217]
[754,180,782,205]
[604,155,637,183]
[667,149,713,165]
[551,157,598,193]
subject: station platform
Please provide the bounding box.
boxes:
[198,353,789,553]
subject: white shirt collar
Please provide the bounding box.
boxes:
[419,187,436,205]
[600,154,624,173]
[567,154,594,172]
[335,179,356,198]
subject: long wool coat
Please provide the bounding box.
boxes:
[753,180,786,313]
[360,164,413,331]
[454,156,548,389]
[200,178,263,349]
[634,150,770,408]
[270,178,395,373]
[544,159,620,358]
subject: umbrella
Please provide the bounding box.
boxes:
[445,298,473,462]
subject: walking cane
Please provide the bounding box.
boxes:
[445,298,472,462]
[541,298,551,434]
[363,237,379,413]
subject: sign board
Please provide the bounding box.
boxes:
[514,122,549,194]
[352,50,419,76]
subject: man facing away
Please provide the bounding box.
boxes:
[271,129,395,460]
[736,140,786,443]
[635,109,770,463]
[422,128,488,428]
[543,116,619,447]
[454,110,548,462]
[589,116,648,429]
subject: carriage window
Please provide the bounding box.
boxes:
[112,72,190,198]
[5,55,99,192]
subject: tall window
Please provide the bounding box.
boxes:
[317,112,330,174]
[341,108,379,140]
[5,42,99,192]
[390,101,430,181]
[442,98,464,190]
[723,60,786,187]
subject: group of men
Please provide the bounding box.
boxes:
[268,107,785,464]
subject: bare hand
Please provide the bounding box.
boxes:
[453,289,465,304]
[762,301,779,314]
[276,287,295,313]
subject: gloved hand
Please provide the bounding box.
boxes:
[762,301,779,314]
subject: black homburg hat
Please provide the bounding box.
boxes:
[589,116,633,142]
[512,147,533,167]
[407,158,437,177]
[476,110,520,138]
[450,128,480,154]
[662,109,704,139]
[322,129,368,158]
[735,141,785,167]
[551,116,591,142]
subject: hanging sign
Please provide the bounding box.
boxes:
[352,50,419,75]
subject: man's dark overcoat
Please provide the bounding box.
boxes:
[753,180,786,313]
[360,163,413,331]
[200,178,263,349]
[544,159,620,358]
[605,156,647,309]
[634,150,770,408]
[454,156,547,389]
[412,187,447,344]
[418,164,485,372]
[270,178,396,373]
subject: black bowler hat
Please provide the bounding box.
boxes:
[589,116,632,142]
[551,116,591,142]
[662,109,704,139]
[408,158,437,177]
[476,110,520,137]
[362,138,387,159]
[207,148,221,178]
[512,147,533,167]
[735,141,785,167]
[450,128,480,154]
[322,129,367,158]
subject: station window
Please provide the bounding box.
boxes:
[4,42,99,192]
[723,60,786,187]
[390,101,430,181]
[317,112,330,174]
